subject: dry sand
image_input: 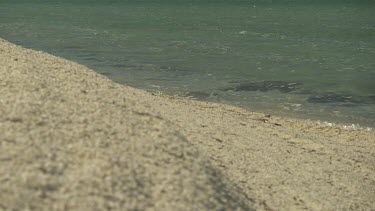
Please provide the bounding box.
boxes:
[0,38,374,211]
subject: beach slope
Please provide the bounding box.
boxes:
[0,39,252,210]
[0,38,374,210]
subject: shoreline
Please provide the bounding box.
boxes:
[8,40,375,129]
[1,38,374,210]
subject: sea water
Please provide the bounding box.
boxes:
[1,0,374,126]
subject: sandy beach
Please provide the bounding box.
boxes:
[0,38,374,210]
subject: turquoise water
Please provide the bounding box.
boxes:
[1,1,374,126]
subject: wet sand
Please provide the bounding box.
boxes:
[1,38,374,210]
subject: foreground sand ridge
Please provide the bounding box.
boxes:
[0,38,374,210]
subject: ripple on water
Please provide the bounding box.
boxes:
[184,91,218,100]
[224,80,301,93]
[307,93,375,106]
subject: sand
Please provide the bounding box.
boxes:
[0,38,374,211]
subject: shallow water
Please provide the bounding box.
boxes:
[1,1,374,126]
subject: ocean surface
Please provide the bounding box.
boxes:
[1,0,374,126]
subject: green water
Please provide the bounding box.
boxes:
[1,1,374,126]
